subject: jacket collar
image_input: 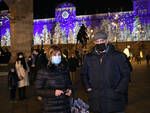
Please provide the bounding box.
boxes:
[91,43,115,56]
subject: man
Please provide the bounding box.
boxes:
[80,32,131,113]
[68,53,78,83]
[29,49,39,85]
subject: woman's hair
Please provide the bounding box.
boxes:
[16,52,27,70]
[46,45,62,64]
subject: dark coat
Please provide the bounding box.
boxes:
[68,57,77,72]
[80,44,131,113]
[35,63,72,113]
[8,65,19,88]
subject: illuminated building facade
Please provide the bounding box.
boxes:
[1,0,150,46]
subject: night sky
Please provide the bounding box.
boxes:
[34,0,133,19]
[0,0,133,19]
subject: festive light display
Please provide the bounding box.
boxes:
[0,15,11,46]
[1,0,150,46]
[33,1,150,45]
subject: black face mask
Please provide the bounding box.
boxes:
[96,43,106,52]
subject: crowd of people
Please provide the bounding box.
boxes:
[7,31,149,113]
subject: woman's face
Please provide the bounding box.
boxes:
[51,51,61,58]
[51,51,62,65]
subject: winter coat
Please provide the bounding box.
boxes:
[35,64,73,113]
[15,61,29,88]
[8,66,19,88]
[80,44,131,113]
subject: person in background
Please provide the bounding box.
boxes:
[124,56,132,105]
[63,49,69,60]
[30,49,39,85]
[8,65,19,102]
[27,56,32,85]
[68,53,78,83]
[4,48,11,62]
[15,52,29,100]
[80,32,130,113]
[35,45,73,113]
[146,54,150,66]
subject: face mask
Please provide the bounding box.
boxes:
[19,55,23,58]
[51,56,61,65]
[96,43,106,52]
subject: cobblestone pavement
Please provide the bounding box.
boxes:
[0,61,150,113]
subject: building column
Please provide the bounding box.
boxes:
[4,0,33,63]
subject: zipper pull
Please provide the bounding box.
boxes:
[100,58,102,64]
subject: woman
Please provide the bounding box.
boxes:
[15,52,29,100]
[35,45,73,113]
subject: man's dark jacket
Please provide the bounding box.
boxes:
[80,44,130,113]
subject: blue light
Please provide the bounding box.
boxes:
[1,1,150,46]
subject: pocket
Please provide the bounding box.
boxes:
[87,90,99,100]
[106,89,123,101]
[111,90,123,101]
[87,90,101,112]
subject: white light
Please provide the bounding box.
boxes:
[0,21,2,26]
[123,48,130,57]
[127,45,130,49]
[140,51,143,58]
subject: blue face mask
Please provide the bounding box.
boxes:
[51,56,61,65]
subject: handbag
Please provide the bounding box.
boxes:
[70,98,90,113]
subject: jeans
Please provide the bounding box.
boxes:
[10,86,17,101]
[18,87,26,100]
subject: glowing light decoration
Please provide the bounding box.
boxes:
[62,11,69,19]
[123,48,130,57]
[0,16,11,46]
[32,1,150,45]
[1,1,150,46]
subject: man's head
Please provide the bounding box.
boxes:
[93,32,108,52]
[33,49,39,55]
[93,32,108,45]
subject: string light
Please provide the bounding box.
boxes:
[1,0,150,46]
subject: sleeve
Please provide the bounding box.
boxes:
[34,69,55,97]
[115,53,131,94]
[80,55,91,91]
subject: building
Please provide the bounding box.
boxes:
[1,0,150,46]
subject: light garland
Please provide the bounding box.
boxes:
[1,1,150,46]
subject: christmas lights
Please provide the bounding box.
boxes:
[1,1,150,46]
